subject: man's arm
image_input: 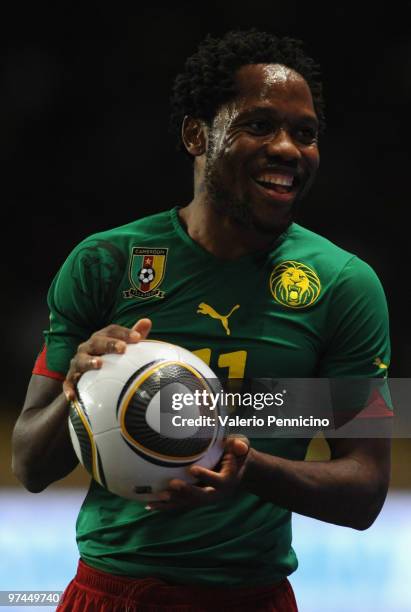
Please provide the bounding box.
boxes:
[12,319,152,493]
[148,434,391,531]
[240,436,391,530]
[12,375,78,493]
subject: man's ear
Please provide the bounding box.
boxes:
[181,116,207,156]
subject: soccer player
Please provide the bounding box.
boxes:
[12,30,391,611]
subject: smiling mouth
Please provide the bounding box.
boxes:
[255,180,291,194]
[252,177,299,201]
[253,173,297,195]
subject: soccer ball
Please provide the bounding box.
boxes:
[138,268,154,284]
[68,340,225,501]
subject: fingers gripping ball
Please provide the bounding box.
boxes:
[68,340,225,501]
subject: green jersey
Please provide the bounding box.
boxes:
[34,207,390,586]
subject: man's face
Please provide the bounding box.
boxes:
[204,63,320,234]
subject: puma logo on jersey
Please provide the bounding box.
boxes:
[373,357,388,370]
[197,303,240,336]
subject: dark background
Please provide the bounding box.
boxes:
[2,2,410,412]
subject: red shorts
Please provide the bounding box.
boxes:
[58,559,298,611]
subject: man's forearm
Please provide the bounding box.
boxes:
[12,387,78,492]
[242,445,389,530]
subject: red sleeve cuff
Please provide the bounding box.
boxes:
[33,344,65,382]
[356,387,393,419]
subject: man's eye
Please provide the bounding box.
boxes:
[296,128,318,144]
[246,120,272,134]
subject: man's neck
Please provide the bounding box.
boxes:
[178,197,283,260]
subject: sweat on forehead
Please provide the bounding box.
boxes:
[234,64,308,99]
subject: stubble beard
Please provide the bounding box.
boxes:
[205,169,254,228]
[205,152,294,237]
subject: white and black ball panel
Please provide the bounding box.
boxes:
[124,340,180,366]
[93,428,197,500]
[68,399,94,469]
[68,408,87,468]
[118,360,218,464]
[76,378,124,435]
[68,398,107,489]
[144,383,198,438]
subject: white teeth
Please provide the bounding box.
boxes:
[257,173,294,187]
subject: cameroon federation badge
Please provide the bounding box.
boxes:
[123,247,168,299]
[270,260,321,309]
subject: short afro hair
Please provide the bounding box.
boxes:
[170,29,325,151]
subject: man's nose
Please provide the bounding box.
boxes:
[265,127,301,161]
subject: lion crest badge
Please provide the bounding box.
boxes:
[270,260,321,309]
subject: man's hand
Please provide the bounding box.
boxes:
[63,318,152,401]
[146,436,250,511]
